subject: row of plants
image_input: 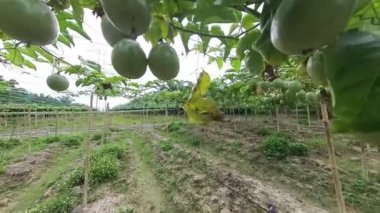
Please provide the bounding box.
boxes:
[28,143,126,213]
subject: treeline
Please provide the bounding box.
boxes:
[0,76,87,112]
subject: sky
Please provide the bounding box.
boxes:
[0,10,229,110]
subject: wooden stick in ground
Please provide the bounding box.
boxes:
[83,93,94,207]
[296,104,300,132]
[320,97,347,213]
[54,110,58,137]
[28,107,32,153]
[276,106,280,132]
[360,140,369,181]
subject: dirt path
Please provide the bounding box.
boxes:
[143,129,329,213]
[122,139,167,212]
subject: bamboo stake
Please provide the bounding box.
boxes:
[296,104,300,132]
[83,93,94,208]
[360,140,369,181]
[321,100,346,213]
[276,106,280,132]
[54,110,58,137]
[28,108,32,153]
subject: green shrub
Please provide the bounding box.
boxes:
[62,169,84,189]
[160,142,173,151]
[168,121,185,132]
[38,136,60,144]
[272,132,293,140]
[29,192,78,213]
[262,136,290,160]
[256,128,272,136]
[91,145,125,160]
[289,143,309,156]
[92,133,103,141]
[0,138,21,149]
[109,127,122,132]
[61,135,82,147]
[90,154,119,185]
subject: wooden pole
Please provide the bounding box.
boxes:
[276,106,280,132]
[28,108,32,153]
[83,93,94,208]
[360,140,369,181]
[54,110,58,137]
[321,101,347,213]
[296,104,300,132]
[307,105,311,127]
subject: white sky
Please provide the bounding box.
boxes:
[0,10,229,110]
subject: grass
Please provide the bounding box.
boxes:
[11,142,85,212]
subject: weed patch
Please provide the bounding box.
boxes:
[0,138,21,149]
[262,136,290,160]
[29,192,79,213]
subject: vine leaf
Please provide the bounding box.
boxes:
[184,71,224,124]
[322,31,380,144]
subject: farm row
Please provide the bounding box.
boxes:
[0,115,379,212]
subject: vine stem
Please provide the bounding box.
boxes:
[170,23,259,40]
[320,99,347,213]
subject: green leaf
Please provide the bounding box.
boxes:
[241,15,256,31]
[184,71,224,124]
[70,0,84,25]
[66,21,91,40]
[245,50,264,76]
[23,59,37,70]
[216,57,224,69]
[322,31,380,143]
[231,58,241,71]
[194,0,241,24]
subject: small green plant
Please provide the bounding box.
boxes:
[92,144,125,160]
[160,141,173,151]
[256,128,272,136]
[61,169,84,189]
[262,136,290,160]
[351,177,368,193]
[92,133,103,141]
[29,192,78,213]
[61,135,82,147]
[289,143,309,156]
[183,136,202,147]
[168,121,185,132]
[109,127,122,132]
[0,138,21,149]
[272,132,293,140]
[38,136,60,144]
[90,154,119,185]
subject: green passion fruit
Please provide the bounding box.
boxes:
[148,43,180,80]
[0,0,59,45]
[111,39,147,79]
[271,0,357,55]
[47,74,69,92]
[101,15,132,46]
[306,53,327,84]
[100,0,152,36]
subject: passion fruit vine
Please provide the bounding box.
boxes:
[0,0,59,45]
[47,73,69,92]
